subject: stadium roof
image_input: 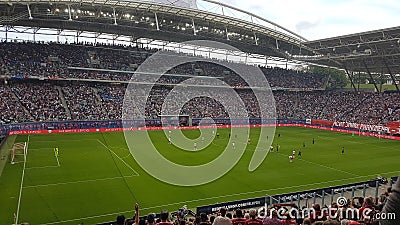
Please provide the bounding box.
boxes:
[0,0,399,82]
[0,0,316,58]
[301,26,400,75]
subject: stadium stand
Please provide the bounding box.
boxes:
[0,84,31,124]
[0,41,326,88]
[1,79,399,126]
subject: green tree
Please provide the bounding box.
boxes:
[308,66,348,89]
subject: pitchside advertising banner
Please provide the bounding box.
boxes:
[196,197,266,214]
[2,119,400,140]
[312,120,400,135]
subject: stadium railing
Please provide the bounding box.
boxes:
[197,177,396,215]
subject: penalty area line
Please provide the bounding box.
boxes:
[22,175,137,189]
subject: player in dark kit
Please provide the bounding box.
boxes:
[312,138,315,144]
[298,150,302,158]
[341,147,345,155]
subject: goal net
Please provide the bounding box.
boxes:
[160,115,191,127]
[10,142,27,164]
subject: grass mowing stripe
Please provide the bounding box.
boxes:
[22,175,137,188]
[275,152,360,177]
[40,170,400,225]
[41,208,136,225]
[99,134,138,204]
[31,183,60,222]
[346,140,400,152]
[15,135,29,224]
[96,139,139,176]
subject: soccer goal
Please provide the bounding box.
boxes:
[10,142,27,164]
[160,115,191,127]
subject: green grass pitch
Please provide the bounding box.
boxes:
[0,127,399,225]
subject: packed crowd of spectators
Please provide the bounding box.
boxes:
[10,82,67,122]
[0,80,399,126]
[273,91,400,124]
[62,83,109,121]
[0,41,399,126]
[0,41,327,89]
[0,84,31,124]
[261,67,327,89]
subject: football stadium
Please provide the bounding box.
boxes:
[0,0,399,225]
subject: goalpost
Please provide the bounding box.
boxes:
[10,142,27,165]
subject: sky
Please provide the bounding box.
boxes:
[198,0,400,41]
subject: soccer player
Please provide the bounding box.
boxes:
[232,142,235,149]
[194,142,197,151]
[168,137,171,144]
[292,150,296,158]
[289,155,293,163]
[303,142,306,148]
[247,138,251,144]
[312,138,315,144]
[298,150,302,158]
[276,144,279,152]
[269,145,274,152]
[341,146,345,155]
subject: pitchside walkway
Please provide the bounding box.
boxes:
[0,135,16,176]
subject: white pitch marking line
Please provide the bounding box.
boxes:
[29,138,99,143]
[23,175,137,189]
[26,148,55,151]
[25,165,60,170]
[15,135,29,224]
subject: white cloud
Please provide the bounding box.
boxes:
[214,0,400,40]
